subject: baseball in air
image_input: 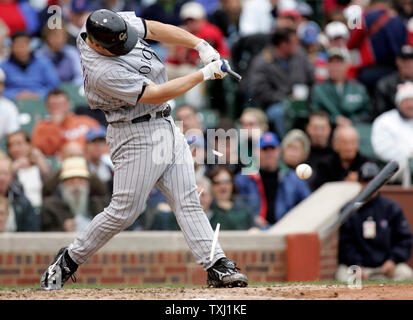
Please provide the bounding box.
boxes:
[296,164,312,180]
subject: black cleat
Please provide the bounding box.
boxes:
[207,257,248,288]
[40,247,78,291]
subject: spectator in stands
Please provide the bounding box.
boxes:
[207,166,253,230]
[60,141,85,161]
[0,31,60,100]
[0,196,8,232]
[393,0,413,20]
[6,130,51,210]
[297,21,321,65]
[0,151,39,232]
[208,0,242,46]
[311,47,370,126]
[140,0,187,27]
[238,0,295,36]
[324,21,349,49]
[36,24,83,85]
[323,0,351,22]
[235,132,310,229]
[374,45,413,118]
[305,111,336,190]
[207,118,242,175]
[238,108,269,174]
[275,6,302,31]
[0,19,10,63]
[280,129,310,171]
[85,126,113,194]
[248,27,314,138]
[310,125,370,190]
[41,156,109,232]
[0,0,39,36]
[32,89,99,156]
[66,0,93,46]
[188,134,207,180]
[371,82,413,180]
[90,0,142,13]
[336,162,413,282]
[175,104,205,135]
[0,68,20,141]
[166,2,230,109]
[347,0,408,92]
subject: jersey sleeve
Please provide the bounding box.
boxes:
[119,11,147,39]
[96,68,148,106]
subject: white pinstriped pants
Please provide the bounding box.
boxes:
[68,116,225,270]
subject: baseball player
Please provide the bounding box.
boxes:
[40,9,248,290]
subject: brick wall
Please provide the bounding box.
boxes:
[0,250,287,286]
[320,231,339,280]
[0,231,338,287]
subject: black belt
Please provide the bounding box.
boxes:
[112,105,171,124]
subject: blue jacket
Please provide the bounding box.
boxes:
[339,194,412,268]
[235,169,311,225]
[0,54,60,100]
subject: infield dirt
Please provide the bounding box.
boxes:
[1,284,413,300]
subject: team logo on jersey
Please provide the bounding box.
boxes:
[119,32,127,41]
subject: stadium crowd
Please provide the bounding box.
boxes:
[1,0,413,280]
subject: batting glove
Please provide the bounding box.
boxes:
[201,59,229,80]
[195,39,220,65]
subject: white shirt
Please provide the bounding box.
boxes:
[17,166,43,208]
[371,109,413,176]
[0,96,20,140]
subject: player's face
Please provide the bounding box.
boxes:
[306,116,331,147]
[7,132,31,160]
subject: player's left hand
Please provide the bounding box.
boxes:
[195,39,220,65]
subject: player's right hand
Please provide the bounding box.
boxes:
[201,59,229,80]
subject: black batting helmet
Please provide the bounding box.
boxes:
[86,9,138,56]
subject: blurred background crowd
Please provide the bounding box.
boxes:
[1,0,413,240]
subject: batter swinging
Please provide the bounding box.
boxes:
[40,9,248,290]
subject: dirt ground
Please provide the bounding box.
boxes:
[1,283,413,300]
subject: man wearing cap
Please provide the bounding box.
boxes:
[235,131,310,229]
[324,21,349,50]
[85,126,114,194]
[66,0,93,46]
[311,47,370,126]
[0,68,20,141]
[0,32,60,100]
[374,45,413,118]
[40,156,109,232]
[336,162,413,282]
[371,82,413,180]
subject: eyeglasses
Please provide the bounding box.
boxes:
[212,178,232,185]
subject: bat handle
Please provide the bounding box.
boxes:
[220,59,242,81]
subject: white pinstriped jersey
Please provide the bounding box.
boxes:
[77,12,169,123]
